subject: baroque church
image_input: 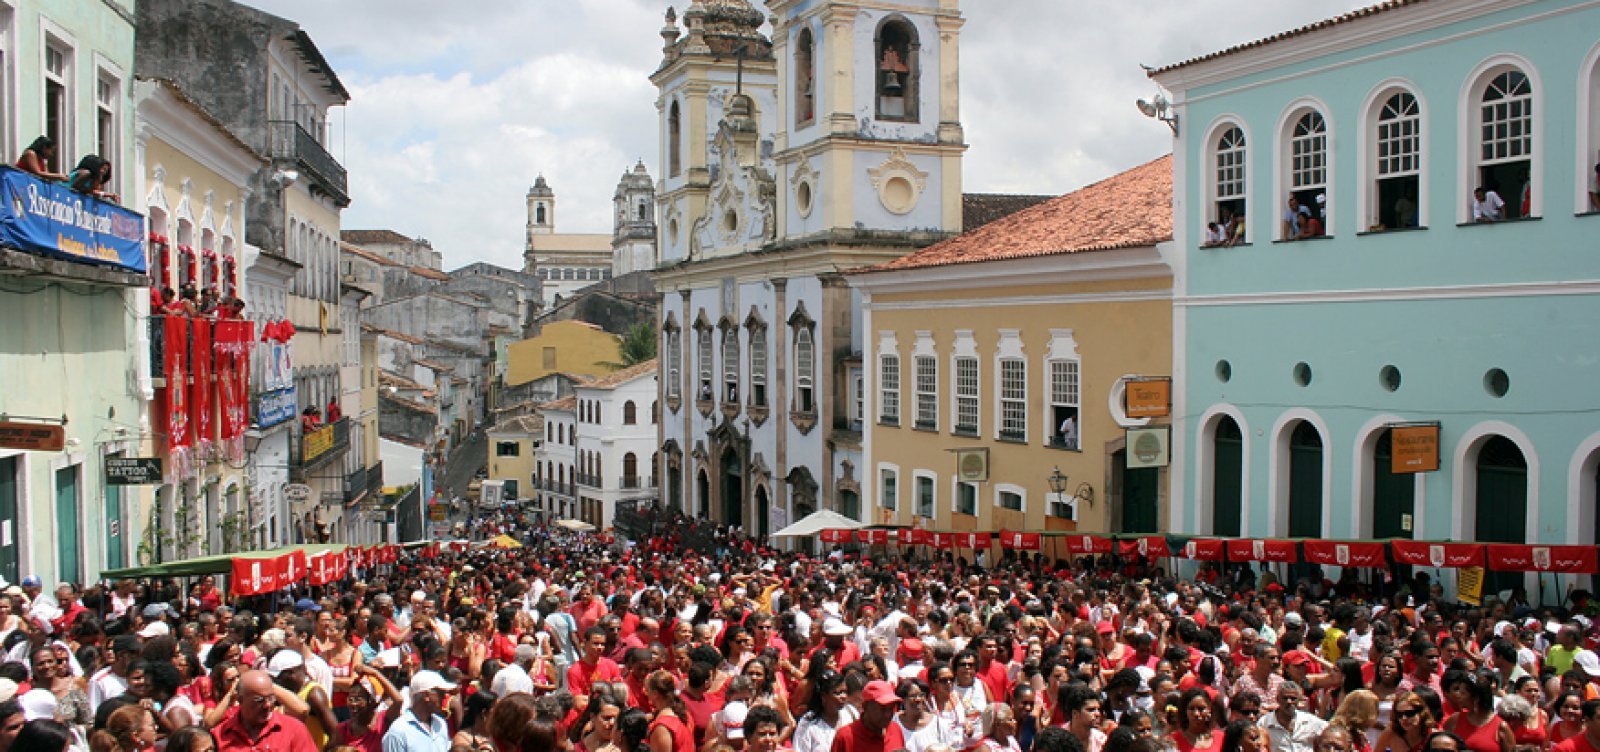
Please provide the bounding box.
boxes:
[653,0,967,536]
[523,164,659,310]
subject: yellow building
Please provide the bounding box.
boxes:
[506,321,622,385]
[487,415,542,504]
[851,156,1175,541]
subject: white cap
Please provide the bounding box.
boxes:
[1575,650,1600,678]
[1283,612,1305,627]
[410,670,459,695]
[137,621,170,638]
[266,650,304,677]
[721,701,749,739]
[0,678,17,703]
[19,688,57,720]
[823,618,851,637]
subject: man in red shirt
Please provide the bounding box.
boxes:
[816,619,860,668]
[832,680,898,752]
[568,627,623,712]
[1555,699,1600,752]
[975,634,1011,702]
[215,670,317,752]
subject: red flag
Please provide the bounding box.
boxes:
[999,530,1042,551]
[307,552,331,586]
[1486,544,1600,574]
[856,529,889,545]
[1303,540,1386,568]
[1226,538,1298,563]
[930,532,955,550]
[1118,536,1172,559]
[190,319,213,449]
[902,529,930,546]
[231,555,281,596]
[163,316,191,452]
[1390,540,1485,569]
[1066,534,1112,555]
[1178,538,1226,561]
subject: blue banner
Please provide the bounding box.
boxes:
[255,387,297,428]
[0,166,146,273]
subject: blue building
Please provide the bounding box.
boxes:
[1150,0,1600,594]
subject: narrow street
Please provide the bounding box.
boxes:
[440,430,488,503]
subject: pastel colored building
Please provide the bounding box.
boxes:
[1150,0,1600,593]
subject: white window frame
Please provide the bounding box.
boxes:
[849,368,864,428]
[953,479,977,516]
[912,470,935,519]
[794,328,814,413]
[1275,101,1334,239]
[748,323,767,407]
[994,329,1026,442]
[1458,56,1543,222]
[1206,119,1250,232]
[996,483,1026,513]
[664,321,682,401]
[721,324,739,403]
[1048,358,1080,449]
[1577,44,1600,214]
[912,331,936,430]
[878,464,898,510]
[951,330,978,436]
[95,57,124,166]
[42,28,75,174]
[878,331,901,426]
[696,321,713,400]
[1359,81,1427,231]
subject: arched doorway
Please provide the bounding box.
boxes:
[754,485,770,540]
[1287,421,1323,538]
[696,470,710,519]
[721,448,744,529]
[667,465,682,511]
[1476,435,1527,595]
[1371,428,1415,539]
[1212,416,1243,536]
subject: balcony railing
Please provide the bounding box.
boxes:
[366,461,383,492]
[268,121,349,204]
[576,473,600,489]
[344,464,368,501]
[293,417,350,471]
[619,475,641,490]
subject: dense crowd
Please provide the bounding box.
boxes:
[2,514,1600,752]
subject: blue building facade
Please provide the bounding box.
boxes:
[1151,0,1600,591]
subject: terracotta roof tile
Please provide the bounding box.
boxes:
[341,229,416,245]
[583,359,658,389]
[371,328,425,345]
[541,396,577,412]
[341,242,401,266]
[492,414,545,435]
[1149,1,1422,76]
[380,393,438,414]
[962,193,1055,231]
[414,358,454,372]
[867,155,1172,273]
[411,266,451,281]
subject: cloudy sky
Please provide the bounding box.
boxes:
[246,0,1369,271]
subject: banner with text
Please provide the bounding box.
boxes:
[0,166,146,272]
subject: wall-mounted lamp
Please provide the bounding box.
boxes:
[1136,92,1180,136]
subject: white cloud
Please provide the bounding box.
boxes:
[245,0,1369,270]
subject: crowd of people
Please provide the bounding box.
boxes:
[1,514,1599,752]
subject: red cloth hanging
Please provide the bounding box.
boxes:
[1303,540,1387,568]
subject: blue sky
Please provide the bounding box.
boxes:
[245,0,1369,271]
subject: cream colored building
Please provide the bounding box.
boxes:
[851,156,1175,542]
[488,414,542,505]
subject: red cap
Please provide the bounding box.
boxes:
[898,639,925,660]
[1282,650,1314,668]
[862,680,902,706]
[1097,621,1116,635]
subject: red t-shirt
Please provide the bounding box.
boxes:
[567,657,624,699]
[832,721,889,752]
[682,689,726,746]
[978,660,1011,704]
[215,711,317,752]
[333,716,391,752]
[1554,735,1600,752]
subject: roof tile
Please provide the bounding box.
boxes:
[1150,1,1421,76]
[583,359,658,389]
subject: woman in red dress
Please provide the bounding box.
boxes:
[1441,670,1514,752]
[1173,688,1224,752]
[646,670,696,752]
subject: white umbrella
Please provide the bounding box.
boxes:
[771,509,867,538]
[555,519,596,532]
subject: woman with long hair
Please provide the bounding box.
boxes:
[1218,719,1270,752]
[1509,676,1548,749]
[165,726,218,752]
[645,670,695,752]
[1440,671,1513,752]
[742,656,793,735]
[574,693,624,752]
[16,136,67,181]
[792,670,847,752]
[1376,692,1435,752]
[453,690,499,752]
[324,614,362,722]
[1330,690,1382,752]
[1372,653,1406,729]
[1172,688,1223,752]
[89,705,158,752]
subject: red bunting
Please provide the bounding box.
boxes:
[190,319,213,450]
[819,529,852,544]
[231,556,277,595]
[1178,538,1226,561]
[856,529,889,545]
[952,532,992,550]
[902,529,930,546]
[1118,536,1172,559]
[163,316,191,453]
[1302,540,1387,568]
[930,532,955,550]
[1065,534,1113,555]
[1226,538,1299,563]
[214,321,254,452]
[999,530,1042,551]
[1486,544,1600,574]
[1390,540,1485,569]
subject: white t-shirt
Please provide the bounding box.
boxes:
[1473,190,1506,221]
[792,715,839,752]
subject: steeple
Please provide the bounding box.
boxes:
[527,175,555,236]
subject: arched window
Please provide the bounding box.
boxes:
[1475,68,1534,219]
[795,27,815,125]
[1211,125,1247,231]
[1372,90,1422,230]
[722,324,739,404]
[664,316,682,403]
[875,19,918,122]
[1283,110,1328,238]
[748,322,768,407]
[623,401,637,425]
[795,328,815,413]
[536,204,546,224]
[668,100,682,177]
[623,453,638,488]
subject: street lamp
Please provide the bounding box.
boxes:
[1047,466,1068,497]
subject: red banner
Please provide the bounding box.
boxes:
[231,556,279,595]
[308,552,334,586]
[819,529,852,544]
[999,530,1042,551]
[163,316,191,452]
[1065,534,1113,554]
[1303,540,1387,568]
[1486,544,1600,574]
[930,532,955,550]
[381,545,397,564]
[1178,538,1226,561]
[901,529,930,546]
[190,319,212,449]
[953,532,992,550]
[1226,538,1299,563]
[1118,536,1172,559]
[856,529,889,545]
[1390,540,1485,568]
[214,321,254,448]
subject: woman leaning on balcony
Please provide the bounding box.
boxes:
[15,136,68,182]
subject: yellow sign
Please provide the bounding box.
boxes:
[303,423,336,463]
[1125,378,1171,418]
[429,504,448,521]
[1457,566,1484,605]
[1392,423,1440,474]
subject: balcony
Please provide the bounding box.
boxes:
[0,166,148,285]
[268,121,349,206]
[576,473,600,489]
[366,461,383,492]
[619,475,660,490]
[344,464,369,502]
[293,417,349,472]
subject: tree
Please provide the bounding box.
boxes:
[614,321,657,368]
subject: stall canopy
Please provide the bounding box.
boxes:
[554,519,596,533]
[101,544,351,580]
[773,510,867,538]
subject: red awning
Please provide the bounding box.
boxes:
[1390,540,1485,568]
[1226,538,1298,563]
[953,532,992,550]
[999,530,1042,551]
[1178,538,1226,561]
[1302,540,1387,568]
[1066,534,1113,555]
[930,532,955,550]
[1486,544,1600,574]
[856,529,890,545]
[1118,536,1172,559]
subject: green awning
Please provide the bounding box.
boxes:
[100,543,349,580]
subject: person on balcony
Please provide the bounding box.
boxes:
[326,398,342,422]
[15,136,67,182]
[65,154,120,204]
[302,406,323,433]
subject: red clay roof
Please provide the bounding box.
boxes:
[341,242,401,266]
[411,266,450,281]
[1149,1,1422,76]
[341,229,416,245]
[541,396,577,412]
[867,155,1172,273]
[583,359,658,389]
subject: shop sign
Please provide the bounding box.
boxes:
[1392,422,1440,473]
[1126,427,1170,468]
[0,421,64,451]
[256,387,296,428]
[1125,377,1171,418]
[105,457,163,485]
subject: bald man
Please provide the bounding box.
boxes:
[213,670,316,752]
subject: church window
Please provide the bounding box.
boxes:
[875,18,919,122]
[795,329,814,413]
[795,27,815,125]
[536,204,546,224]
[748,322,768,407]
[668,100,682,177]
[722,322,740,404]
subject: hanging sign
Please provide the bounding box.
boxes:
[1486,544,1600,574]
[0,421,65,451]
[1178,538,1226,561]
[953,531,992,550]
[819,529,852,544]
[1391,423,1441,474]
[1457,566,1485,605]
[1066,534,1113,555]
[955,448,989,482]
[1118,535,1172,559]
[856,529,889,545]
[930,532,955,550]
[901,528,930,546]
[1127,427,1171,468]
[105,457,164,485]
[0,166,146,272]
[1125,377,1172,418]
